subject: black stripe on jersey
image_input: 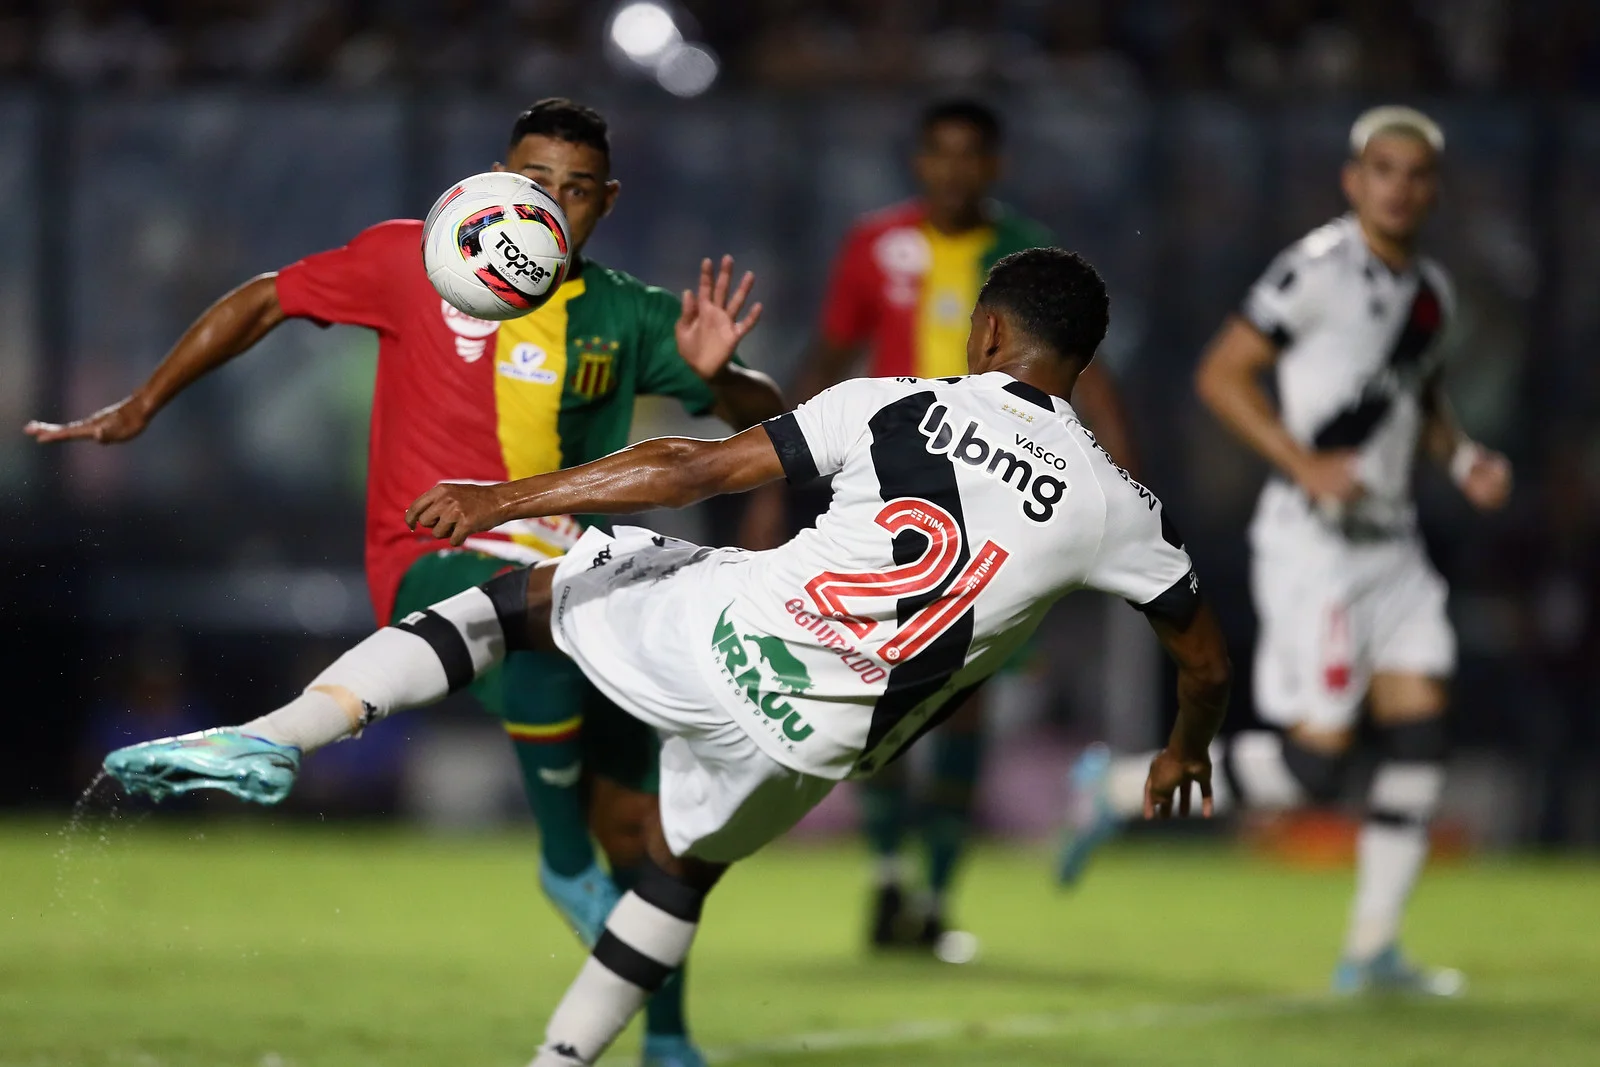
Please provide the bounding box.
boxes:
[861,391,976,757]
[393,609,475,692]
[885,678,988,766]
[1310,276,1442,451]
[763,412,819,484]
[1002,379,1056,412]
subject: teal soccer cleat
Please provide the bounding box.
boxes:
[641,1033,706,1067]
[103,728,301,805]
[1332,945,1466,998]
[1056,743,1117,886]
[539,859,622,948]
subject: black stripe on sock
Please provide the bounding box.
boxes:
[1367,807,1426,830]
[593,930,674,992]
[394,609,474,692]
[481,567,534,652]
[635,858,707,923]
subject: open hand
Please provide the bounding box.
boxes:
[1460,448,1512,511]
[25,396,151,444]
[675,254,763,380]
[406,482,507,546]
[1144,746,1214,819]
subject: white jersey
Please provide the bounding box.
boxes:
[1240,214,1454,544]
[691,371,1197,780]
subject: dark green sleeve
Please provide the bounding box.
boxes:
[634,283,718,416]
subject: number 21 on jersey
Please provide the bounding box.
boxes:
[804,498,1009,664]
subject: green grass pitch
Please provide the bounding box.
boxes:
[2,817,1597,1066]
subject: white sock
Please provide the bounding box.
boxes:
[533,887,701,1065]
[1225,731,1306,811]
[1344,762,1444,960]
[240,587,507,754]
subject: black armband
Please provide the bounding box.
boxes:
[1130,569,1202,629]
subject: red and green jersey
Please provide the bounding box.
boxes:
[819,200,1053,379]
[274,220,716,623]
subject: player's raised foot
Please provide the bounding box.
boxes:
[640,1033,707,1067]
[1056,743,1116,886]
[103,728,300,804]
[539,859,622,948]
[868,881,911,949]
[1332,945,1466,998]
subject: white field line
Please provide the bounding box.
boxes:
[693,993,1340,1064]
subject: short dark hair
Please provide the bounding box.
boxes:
[508,98,610,161]
[919,98,1003,152]
[977,248,1109,365]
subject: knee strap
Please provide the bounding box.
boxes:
[1282,736,1348,803]
[1380,716,1448,764]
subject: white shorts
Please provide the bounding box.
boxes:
[550,526,835,862]
[1250,533,1455,732]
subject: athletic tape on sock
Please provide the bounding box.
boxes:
[593,930,676,993]
[393,587,505,692]
[635,857,708,923]
[482,566,537,652]
[602,892,698,967]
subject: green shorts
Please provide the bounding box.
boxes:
[390,549,659,793]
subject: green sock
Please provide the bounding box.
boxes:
[614,864,691,1039]
[859,762,911,877]
[498,650,597,878]
[922,729,984,904]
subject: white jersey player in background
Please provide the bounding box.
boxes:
[102,248,1232,1067]
[1056,107,1512,996]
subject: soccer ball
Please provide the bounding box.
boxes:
[421,171,571,321]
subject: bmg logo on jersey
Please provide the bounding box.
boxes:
[917,404,1068,523]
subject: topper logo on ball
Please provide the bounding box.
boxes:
[494,231,551,285]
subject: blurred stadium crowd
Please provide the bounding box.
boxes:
[0,0,1598,93]
[1,1,1597,847]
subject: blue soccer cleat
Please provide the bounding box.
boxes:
[103,728,301,805]
[1332,945,1466,998]
[1056,743,1117,886]
[540,859,622,948]
[641,1033,706,1067]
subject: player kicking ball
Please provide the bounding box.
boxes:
[1057,107,1511,997]
[105,249,1231,1066]
[30,98,781,1067]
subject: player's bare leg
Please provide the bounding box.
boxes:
[1334,672,1462,996]
[532,808,726,1067]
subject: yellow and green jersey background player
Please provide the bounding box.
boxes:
[26,98,781,1067]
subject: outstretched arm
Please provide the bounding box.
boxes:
[1142,603,1232,818]
[408,426,786,545]
[26,274,286,443]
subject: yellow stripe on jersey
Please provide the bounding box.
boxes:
[493,277,585,557]
[915,223,993,379]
